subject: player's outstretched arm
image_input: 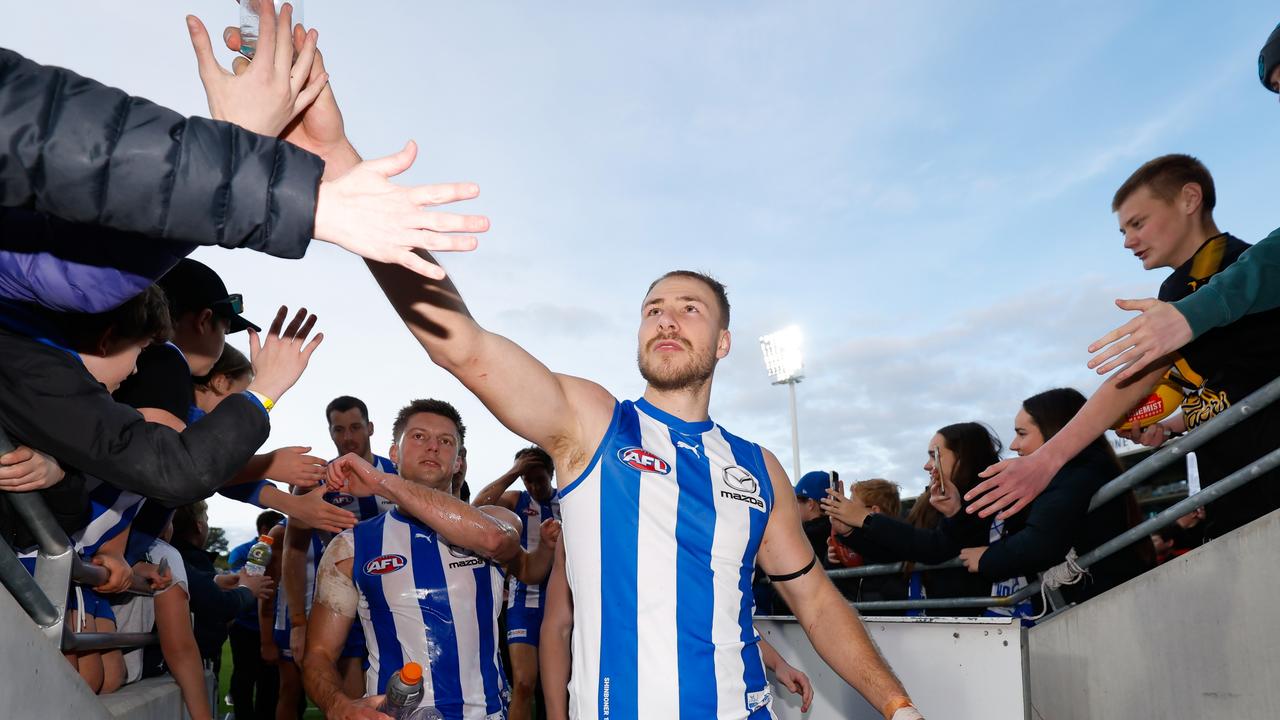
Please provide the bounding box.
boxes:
[365,259,616,475]
[540,540,573,720]
[304,534,387,720]
[756,449,918,719]
[329,455,522,562]
[964,357,1172,520]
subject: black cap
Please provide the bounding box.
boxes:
[158,259,260,333]
[1259,22,1280,92]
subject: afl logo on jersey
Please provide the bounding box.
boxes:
[325,492,356,508]
[363,554,407,576]
[617,447,672,475]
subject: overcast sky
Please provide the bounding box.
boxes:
[7,1,1280,542]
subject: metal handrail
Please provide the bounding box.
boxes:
[0,427,156,650]
[0,532,59,626]
[814,375,1280,614]
[1089,373,1280,511]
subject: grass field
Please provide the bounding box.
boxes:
[216,640,324,719]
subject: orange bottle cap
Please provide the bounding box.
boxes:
[400,662,423,684]
[259,535,275,545]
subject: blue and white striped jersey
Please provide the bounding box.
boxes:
[558,398,776,720]
[507,490,560,613]
[321,454,397,535]
[18,476,145,562]
[351,509,508,718]
[73,477,146,558]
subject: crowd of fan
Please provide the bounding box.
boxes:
[3,6,1280,720]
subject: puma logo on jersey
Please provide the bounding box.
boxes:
[676,440,701,458]
[617,447,672,475]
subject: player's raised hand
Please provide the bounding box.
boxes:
[1086,298,1191,383]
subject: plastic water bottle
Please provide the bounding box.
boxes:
[239,0,305,59]
[243,535,273,576]
[378,662,425,719]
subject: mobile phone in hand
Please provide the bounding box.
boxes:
[929,448,944,496]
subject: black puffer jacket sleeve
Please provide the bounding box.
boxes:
[0,48,324,258]
[977,446,1114,581]
[852,511,990,565]
[0,329,270,507]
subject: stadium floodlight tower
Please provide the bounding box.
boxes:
[759,325,805,484]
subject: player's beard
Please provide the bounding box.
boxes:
[637,335,717,392]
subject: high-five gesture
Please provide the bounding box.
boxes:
[1086,298,1191,382]
[187,2,326,136]
[314,142,489,279]
[208,9,490,279]
[246,306,324,403]
[325,453,388,498]
[223,22,356,174]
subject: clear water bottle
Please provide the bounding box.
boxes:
[239,0,305,59]
[243,534,273,576]
[379,662,425,719]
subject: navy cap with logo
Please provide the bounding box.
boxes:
[157,259,260,333]
[794,470,834,501]
[1259,22,1280,92]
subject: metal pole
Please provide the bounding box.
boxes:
[788,379,801,482]
[0,535,58,626]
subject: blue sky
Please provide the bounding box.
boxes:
[7,1,1280,541]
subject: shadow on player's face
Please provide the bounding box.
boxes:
[636,276,730,392]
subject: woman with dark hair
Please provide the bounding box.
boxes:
[192,345,254,414]
[942,388,1154,606]
[822,422,1001,602]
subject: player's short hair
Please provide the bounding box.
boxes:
[326,395,370,424]
[647,270,731,329]
[255,510,284,536]
[514,445,553,467]
[1112,154,1215,220]
[392,399,466,445]
[853,479,902,517]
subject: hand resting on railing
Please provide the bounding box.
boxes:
[0,445,65,492]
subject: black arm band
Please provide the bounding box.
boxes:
[766,554,818,583]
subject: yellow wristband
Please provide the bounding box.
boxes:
[883,696,914,719]
[248,390,275,411]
